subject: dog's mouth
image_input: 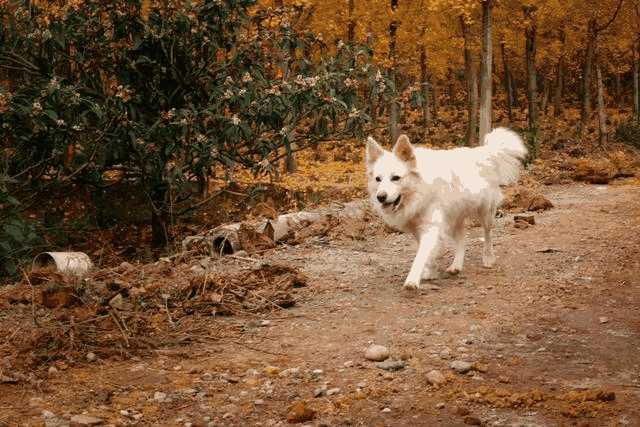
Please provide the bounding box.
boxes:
[381,194,402,211]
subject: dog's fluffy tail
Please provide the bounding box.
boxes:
[482,127,528,185]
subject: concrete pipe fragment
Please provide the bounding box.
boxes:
[32,252,93,276]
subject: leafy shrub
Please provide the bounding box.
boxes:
[0,0,379,245]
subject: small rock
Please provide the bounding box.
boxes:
[264,366,280,376]
[254,399,265,405]
[279,368,301,378]
[450,360,473,374]
[375,360,405,371]
[201,372,214,381]
[527,195,553,212]
[439,348,452,359]
[599,316,609,324]
[286,401,315,423]
[455,406,470,416]
[514,214,535,225]
[343,360,354,368]
[364,344,390,361]
[70,414,104,426]
[464,416,482,425]
[436,402,445,409]
[86,352,97,362]
[381,408,391,413]
[260,320,271,327]
[313,386,327,397]
[48,366,58,376]
[326,388,340,396]
[42,410,56,419]
[426,370,446,386]
[153,391,167,401]
[311,369,324,377]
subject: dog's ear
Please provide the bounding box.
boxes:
[366,136,384,166]
[392,135,416,167]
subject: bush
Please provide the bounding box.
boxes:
[0,1,380,245]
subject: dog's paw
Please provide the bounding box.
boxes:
[445,265,461,275]
[403,281,420,291]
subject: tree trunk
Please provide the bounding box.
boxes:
[614,72,621,104]
[447,67,455,106]
[596,59,607,145]
[553,55,565,117]
[580,19,597,132]
[420,41,431,134]
[500,40,513,121]
[511,74,519,108]
[634,39,640,124]
[524,5,539,159]
[541,76,550,115]
[460,16,478,146]
[478,0,494,144]
[388,0,399,144]
[347,0,355,43]
[432,80,439,121]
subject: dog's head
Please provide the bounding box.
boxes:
[365,134,417,213]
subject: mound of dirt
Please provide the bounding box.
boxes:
[0,260,308,378]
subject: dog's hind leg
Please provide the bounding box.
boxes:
[404,225,441,290]
[446,219,466,275]
[480,203,497,268]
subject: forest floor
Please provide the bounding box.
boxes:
[1,179,640,427]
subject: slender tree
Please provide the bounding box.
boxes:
[460,16,478,146]
[478,0,494,144]
[524,5,539,158]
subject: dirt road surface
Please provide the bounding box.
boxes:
[2,183,640,426]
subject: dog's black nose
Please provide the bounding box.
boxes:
[377,192,387,203]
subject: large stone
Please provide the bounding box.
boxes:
[365,344,390,361]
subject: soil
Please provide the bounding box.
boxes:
[2,181,640,427]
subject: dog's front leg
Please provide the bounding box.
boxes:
[404,225,441,290]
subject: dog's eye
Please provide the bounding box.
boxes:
[391,175,401,182]
[375,176,382,182]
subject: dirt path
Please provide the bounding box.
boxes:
[2,183,640,427]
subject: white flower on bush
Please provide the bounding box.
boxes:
[337,40,345,50]
[31,102,43,114]
[238,88,246,96]
[196,133,207,143]
[41,29,52,41]
[377,82,386,93]
[344,78,358,88]
[231,114,240,125]
[135,138,145,146]
[72,125,82,131]
[224,76,234,85]
[279,127,288,136]
[265,86,281,96]
[375,70,383,82]
[348,107,360,119]
[241,72,253,83]
[55,119,65,126]
[223,89,233,100]
[295,75,320,88]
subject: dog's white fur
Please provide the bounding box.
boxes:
[365,128,527,289]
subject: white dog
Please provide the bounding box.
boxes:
[366,128,527,289]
